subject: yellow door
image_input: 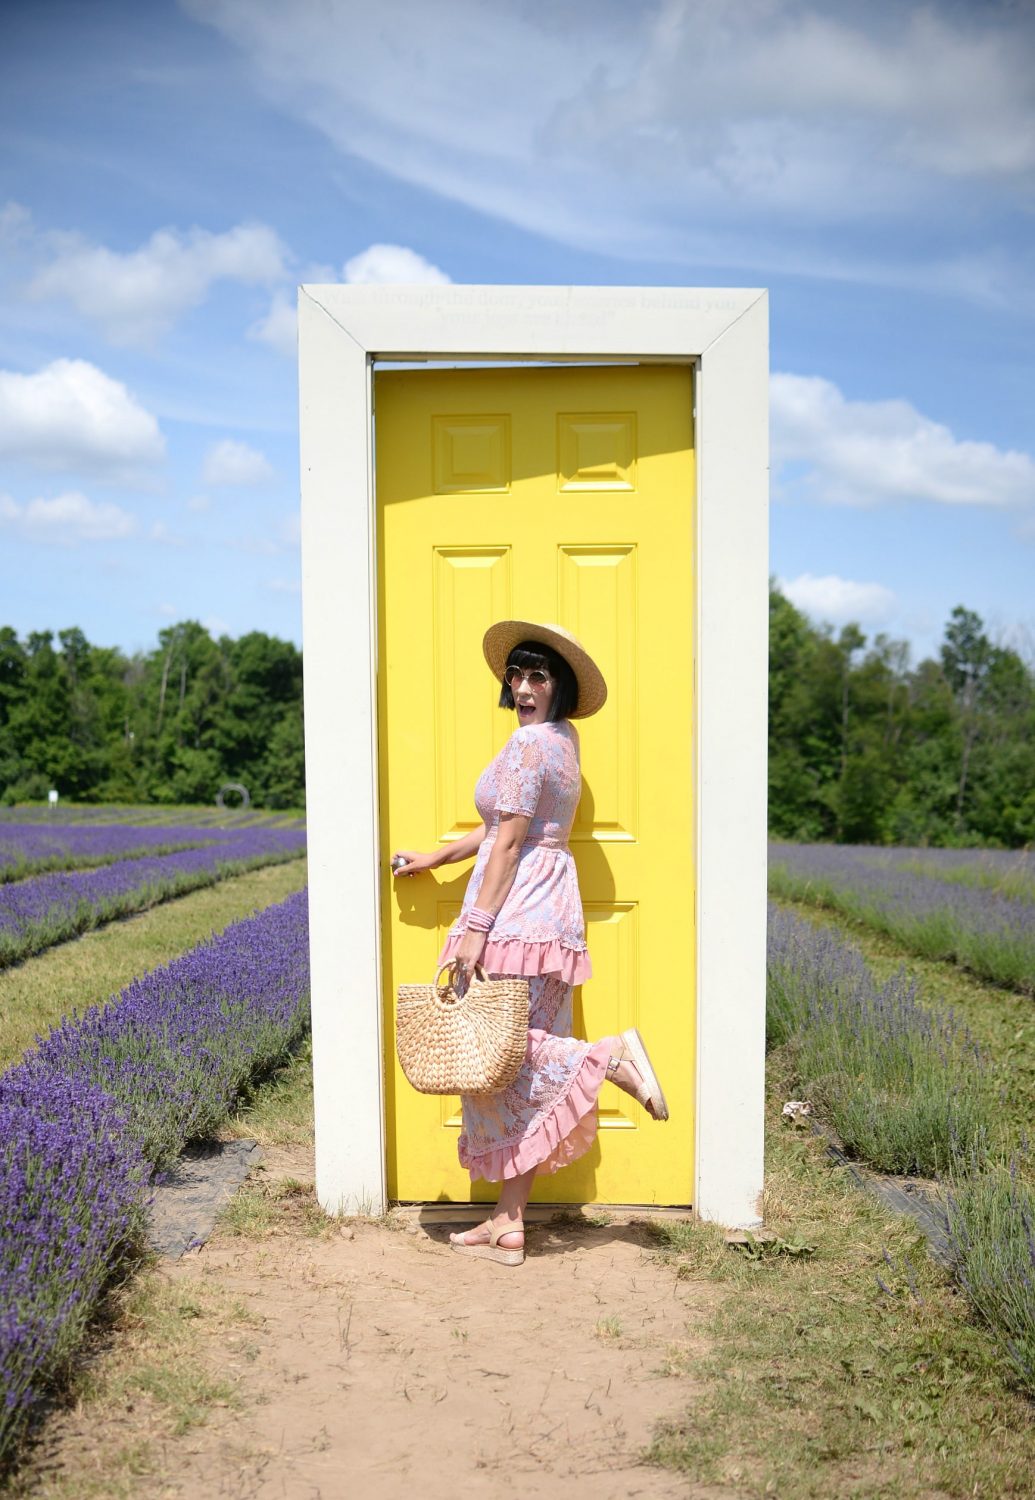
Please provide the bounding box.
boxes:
[377,364,695,1205]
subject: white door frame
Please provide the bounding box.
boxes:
[298,285,769,1227]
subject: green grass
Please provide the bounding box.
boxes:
[647,1074,1035,1497]
[0,858,307,1069]
[593,1316,623,1340]
[216,1175,331,1240]
[7,1275,256,1500]
[223,1034,316,1151]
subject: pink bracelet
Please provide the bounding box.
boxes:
[466,906,496,932]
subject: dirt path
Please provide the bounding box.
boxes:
[154,1210,713,1499]
[31,1144,723,1499]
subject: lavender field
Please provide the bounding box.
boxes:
[1,814,1031,1474]
[0,889,310,1465]
[0,821,222,882]
[766,901,988,1174]
[769,842,1035,992]
[0,805,303,827]
[0,824,306,968]
[768,902,1034,1395]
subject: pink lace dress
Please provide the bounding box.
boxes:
[438,722,612,1183]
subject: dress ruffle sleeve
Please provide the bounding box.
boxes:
[494,728,546,818]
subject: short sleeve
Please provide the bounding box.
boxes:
[494,729,546,818]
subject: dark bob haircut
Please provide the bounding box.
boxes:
[498,640,579,722]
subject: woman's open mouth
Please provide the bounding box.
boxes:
[516,702,536,722]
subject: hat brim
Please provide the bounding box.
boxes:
[482,620,608,720]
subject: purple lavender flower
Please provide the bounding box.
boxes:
[0,888,310,1461]
[0,822,245,883]
[767,902,989,1175]
[0,827,306,968]
[945,1160,1035,1395]
[769,843,1035,992]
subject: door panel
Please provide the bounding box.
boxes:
[558,543,638,841]
[431,546,512,840]
[377,365,695,1205]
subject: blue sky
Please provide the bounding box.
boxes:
[1,0,1033,663]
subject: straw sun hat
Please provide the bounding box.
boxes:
[482,620,608,720]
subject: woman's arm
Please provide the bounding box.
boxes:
[392,823,486,877]
[454,811,530,970]
[470,812,528,911]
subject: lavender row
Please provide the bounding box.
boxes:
[0,1075,146,1464]
[0,889,310,1466]
[0,822,226,883]
[766,902,989,1174]
[0,826,307,969]
[0,806,304,828]
[769,842,1035,993]
[946,1161,1035,1396]
[767,903,1034,1395]
[832,844,1035,903]
[0,814,304,880]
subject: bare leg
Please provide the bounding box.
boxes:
[449,1164,535,1249]
[450,1032,662,1255]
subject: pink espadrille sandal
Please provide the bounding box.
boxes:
[449,1220,525,1266]
[607,1028,669,1121]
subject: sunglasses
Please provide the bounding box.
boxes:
[504,665,553,692]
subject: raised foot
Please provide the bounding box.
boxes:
[607,1029,670,1121]
[610,1058,661,1119]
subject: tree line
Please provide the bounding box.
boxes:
[769,588,1035,846]
[3,600,1033,841]
[0,622,304,808]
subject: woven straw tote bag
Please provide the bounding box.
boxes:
[396,963,530,1095]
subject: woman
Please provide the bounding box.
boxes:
[393,620,667,1267]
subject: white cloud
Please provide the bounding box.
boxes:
[204,615,232,636]
[249,289,297,356]
[0,490,137,544]
[202,438,274,486]
[186,493,211,513]
[0,359,165,475]
[771,372,1035,508]
[250,245,449,358]
[28,221,288,345]
[184,1,1035,295]
[266,576,300,594]
[148,520,189,546]
[0,200,32,249]
[343,244,451,285]
[779,572,897,627]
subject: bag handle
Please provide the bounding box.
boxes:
[434,961,488,996]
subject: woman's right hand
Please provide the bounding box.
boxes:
[391,850,438,878]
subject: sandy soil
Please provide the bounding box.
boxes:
[34,1148,730,1500]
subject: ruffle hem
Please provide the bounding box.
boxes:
[438,932,592,985]
[460,1038,612,1183]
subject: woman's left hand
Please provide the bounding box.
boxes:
[455,927,487,976]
